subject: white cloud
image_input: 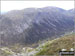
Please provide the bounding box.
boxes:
[1,1,74,12]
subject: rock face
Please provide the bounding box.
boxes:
[0,7,74,46]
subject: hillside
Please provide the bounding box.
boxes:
[0,33,74,56]
[0,7,74,46]
[35,33,75,56]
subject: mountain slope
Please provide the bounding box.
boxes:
[0,7,74,46]
[35,33,75,56]
[17,7,74,45]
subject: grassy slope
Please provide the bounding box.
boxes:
[35,33,75,56]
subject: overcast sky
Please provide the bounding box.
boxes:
[1,1,74,13]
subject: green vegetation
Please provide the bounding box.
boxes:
[0,33,74,56]
[35,33,75,56]
[0,47,15,56]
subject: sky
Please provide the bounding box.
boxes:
[1,1,74,13]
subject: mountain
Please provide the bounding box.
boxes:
[0,7,74,46]
[35,33,75,56]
